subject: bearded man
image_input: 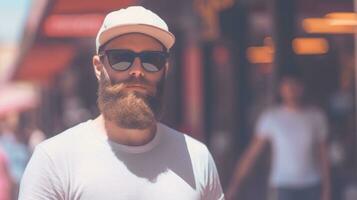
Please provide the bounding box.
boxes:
[19,6,224,200]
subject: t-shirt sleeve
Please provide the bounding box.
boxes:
[255,110,273,138]
[18,145,64,200]
[202,147,225,200]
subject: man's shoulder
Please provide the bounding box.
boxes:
[37,120,93,156]
[258,105,281,120]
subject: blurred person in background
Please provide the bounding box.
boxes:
[58,70,92,129]
[18,110,46,152]
[19,6,224,200]
[226,75,331,200]
[0,112,30,199]
[0,146,12,200]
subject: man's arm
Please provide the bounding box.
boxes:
[318,141,331,200]
[0,150,13,200]
[202,147,225,200]
[18,146,64,200]
[225,136,268,200]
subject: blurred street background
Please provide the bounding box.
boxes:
[0,0,357,199]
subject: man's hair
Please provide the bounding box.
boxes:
[273,73,306,104]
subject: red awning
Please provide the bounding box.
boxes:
[52,0,135,14]
[13,43,75,83]
[12,0,137,83]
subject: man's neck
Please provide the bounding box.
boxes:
[283,101,302,111]
[94,115,157,146]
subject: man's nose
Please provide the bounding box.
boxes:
[129,57,144,78]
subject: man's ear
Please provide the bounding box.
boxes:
[93,55,103,80]
[164,62,170,78]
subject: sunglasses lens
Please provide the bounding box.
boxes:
[107,50,134,71]
[141,52,168,72]
[104,50,168,72]
[112,62,132,71]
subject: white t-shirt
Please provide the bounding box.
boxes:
[19,120,224,200]
[256,106,328,187]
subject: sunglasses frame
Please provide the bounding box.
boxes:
[99,49,169,72]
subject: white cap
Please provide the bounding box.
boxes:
[95,6,175,53]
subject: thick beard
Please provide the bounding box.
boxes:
[97,68,164,129]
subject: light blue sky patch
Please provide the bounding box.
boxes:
[0,0,31,44]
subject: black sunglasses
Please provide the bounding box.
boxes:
[99,49,169,72]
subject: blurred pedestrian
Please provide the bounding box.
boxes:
[19,6,224,200]
[226,75,331,200]
[0,112,30,199]
[0,147,12,200]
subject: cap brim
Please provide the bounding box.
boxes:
[98,24,175,51]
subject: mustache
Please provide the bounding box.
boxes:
[99,71,155,101]
[112,76,151,86]
[109,77,153,96]
[99,67,150,86]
